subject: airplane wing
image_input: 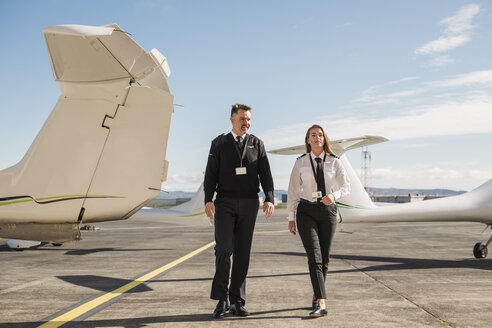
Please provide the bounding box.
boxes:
[267,135,389,156]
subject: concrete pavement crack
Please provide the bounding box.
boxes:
[338,257,455,328]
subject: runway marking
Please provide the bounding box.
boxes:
[34,241,216,328]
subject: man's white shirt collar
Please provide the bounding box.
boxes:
[231,131,245,141]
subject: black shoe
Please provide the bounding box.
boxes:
[212,300,228,319]
[230,302,250,316]
[309,305,327,318]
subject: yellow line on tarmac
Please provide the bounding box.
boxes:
[37,241,216,328]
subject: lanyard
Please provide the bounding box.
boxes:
[309,153,326,182]
[233,134,249,167]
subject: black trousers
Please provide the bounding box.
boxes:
[210,198,259,304]
[296,201,337,299]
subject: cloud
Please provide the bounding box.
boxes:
[354,76,422,105]
[428,70,492,87]
[415,4,480,67]
[388,76,418,85]
[429,54,455,68]
[354,87,426,105]
[261,86,492,149]
[416,35,470,55]
[337,22,353,28]
[402,143,430,149]
[354,70,492,105]
[260,70,492,152]
[162,173,203,191]
[368,165,492,190]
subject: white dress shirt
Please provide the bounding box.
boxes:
[287,151,350,221]
[231,130,245,142]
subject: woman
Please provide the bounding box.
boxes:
[287,124,350,317]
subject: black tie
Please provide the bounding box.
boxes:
[315,157,326,200]
[236,136,243,151]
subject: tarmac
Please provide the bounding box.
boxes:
[1,208,492,328]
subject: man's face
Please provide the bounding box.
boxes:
[230,109,251,136]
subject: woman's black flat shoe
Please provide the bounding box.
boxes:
[309,305,328,317]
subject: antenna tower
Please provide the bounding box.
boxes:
[361,146,372,195]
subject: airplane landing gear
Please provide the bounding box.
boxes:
[473,232,492,259]
[473,242,488,258]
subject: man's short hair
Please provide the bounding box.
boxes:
[231,103,252,116]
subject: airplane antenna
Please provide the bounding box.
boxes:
[361,146,372,195]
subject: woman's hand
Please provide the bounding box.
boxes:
[289,221,296,235]
[321,193,335,206]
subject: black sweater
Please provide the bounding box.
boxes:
[204,133,274,204]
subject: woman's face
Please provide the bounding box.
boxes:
[307,127,324,149]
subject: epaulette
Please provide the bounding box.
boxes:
[296,153,307,160]
[329,153,339,159]
[212,133,225,142]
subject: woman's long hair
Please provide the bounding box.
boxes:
[304,124,337,157]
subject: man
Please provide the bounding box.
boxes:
[204,103,275,319]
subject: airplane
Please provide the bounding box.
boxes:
[3,183,207,249]
[0,24,176,247]
[131,182,207,221]
[269,136,492,259]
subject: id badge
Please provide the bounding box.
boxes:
[236,167,247,175]
[312,191,322,199]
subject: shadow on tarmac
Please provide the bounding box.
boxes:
[259,251,492,271]
[19,307,311,328]
[0,245,174,254]
[64,248,175,256]
[55,272,309,292]
[57,275,153,292]
[157,271,308,283]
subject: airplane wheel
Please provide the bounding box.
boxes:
[473,242,488,259]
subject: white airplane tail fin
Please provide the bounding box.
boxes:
[337,154,376,210]
[130,183,206,223]
[0,24,174,243]
[170,183,205,215]
[333,136,389,211]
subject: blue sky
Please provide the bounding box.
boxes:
[1,1,491,192]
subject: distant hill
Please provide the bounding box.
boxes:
[264,188,465,198]
[155,190,196,199]
[367,187,466,196]
[156,187,466,200]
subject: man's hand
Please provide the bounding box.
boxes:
[263,201,274,219]
[321,193,335,206]
[205,202,215,220]
[288,221,296,235]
